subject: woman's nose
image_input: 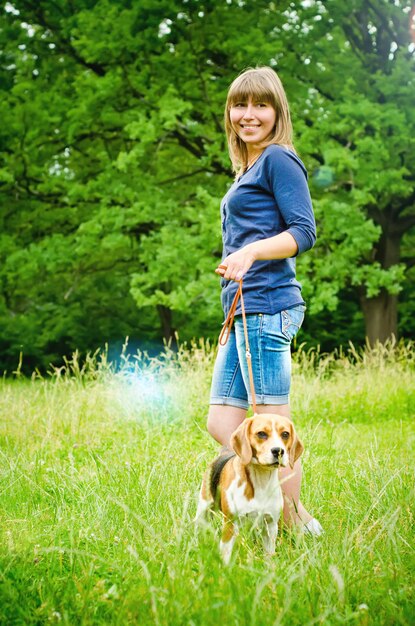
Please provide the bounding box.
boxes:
[242,103,255,119]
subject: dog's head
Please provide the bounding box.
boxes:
[230,413,304,469]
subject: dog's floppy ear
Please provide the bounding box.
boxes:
[289,423,304,469]
[230,418,253,465]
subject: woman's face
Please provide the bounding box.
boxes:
[229,97,276,151]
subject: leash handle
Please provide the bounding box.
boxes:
[218,279,257,415]
[218,281,241,346]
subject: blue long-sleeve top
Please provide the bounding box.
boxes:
[220,144,316,317]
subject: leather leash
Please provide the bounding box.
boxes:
[218,279,257,415]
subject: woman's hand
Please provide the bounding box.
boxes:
[215,233,299,281]
[215,245,257,281]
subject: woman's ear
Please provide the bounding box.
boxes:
[289,424,304,469]
[230,419,253,466]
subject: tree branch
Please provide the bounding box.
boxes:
[392,214,415,236]
[159,168,211,185]
[401,256,415,269]
[22,1,107,76]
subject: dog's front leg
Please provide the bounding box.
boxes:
[262,515,278,555]
[220,516,238,565]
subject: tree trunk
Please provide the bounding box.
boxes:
[360,290,398,345]
[157,304,176,343]
[359,226,400,345]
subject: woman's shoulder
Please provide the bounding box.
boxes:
[262,144,308,177]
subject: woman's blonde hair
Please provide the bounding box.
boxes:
[224,66,295,174]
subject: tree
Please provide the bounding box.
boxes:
[0,0,306,370]
[0,0,414,372]
[291,0,415,344]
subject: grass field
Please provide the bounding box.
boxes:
[1,341,414,625]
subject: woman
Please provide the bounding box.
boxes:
[208,66,322,535]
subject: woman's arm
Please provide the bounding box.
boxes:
[217,148,316,282]
[215,231,298,281]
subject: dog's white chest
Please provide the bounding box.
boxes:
[226,474,283,520]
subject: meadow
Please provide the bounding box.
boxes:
[0,341,414,626]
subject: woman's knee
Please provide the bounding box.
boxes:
[206,405,246,445]
[206,408,219,438]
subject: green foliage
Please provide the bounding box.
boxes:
[1,343,415,624]
[292,2,415,341]
[0,0,414,369]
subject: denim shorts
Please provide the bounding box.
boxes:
[210,305,306,409]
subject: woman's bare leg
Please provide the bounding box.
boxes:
[207,404,246,445]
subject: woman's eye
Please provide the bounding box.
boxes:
[281,431,290,440]
[257,431,268,440]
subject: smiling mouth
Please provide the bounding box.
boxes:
[240,125,260,130]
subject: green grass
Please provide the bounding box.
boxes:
[1,342,415,625]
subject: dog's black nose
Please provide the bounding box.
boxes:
[271,447,283,459]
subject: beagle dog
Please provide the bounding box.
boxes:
[195,413,304,564]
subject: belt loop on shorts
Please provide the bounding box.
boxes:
[218,279,257,415]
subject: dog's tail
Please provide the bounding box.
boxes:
[210,450,236,503]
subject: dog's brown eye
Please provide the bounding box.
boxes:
[281,431,290,440]
[257,431,268,440]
